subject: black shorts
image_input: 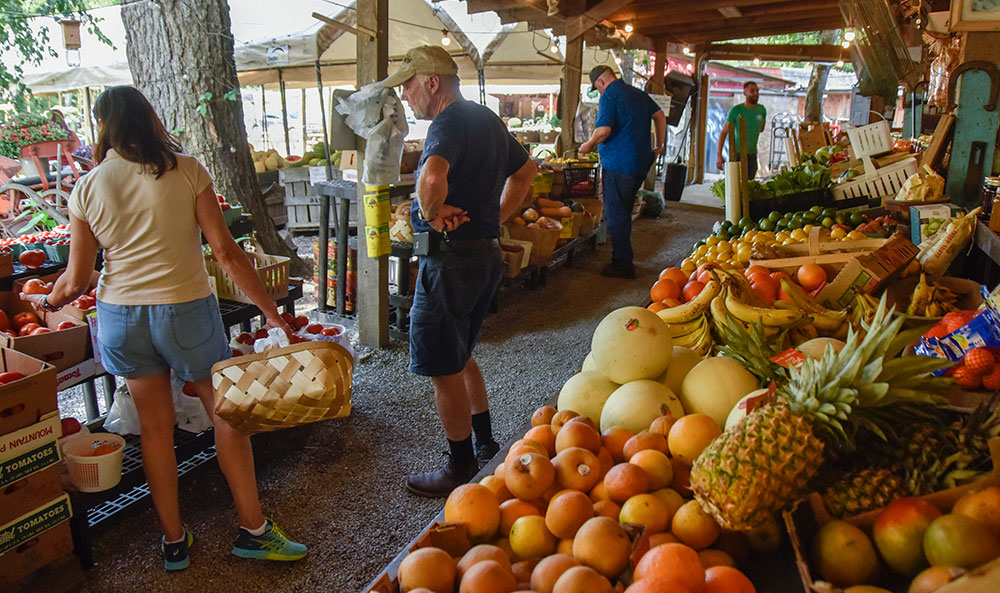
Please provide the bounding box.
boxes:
[408,247,503,376]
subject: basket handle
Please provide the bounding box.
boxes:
[212,339,352,374]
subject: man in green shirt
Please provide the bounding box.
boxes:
[716,81,766,179]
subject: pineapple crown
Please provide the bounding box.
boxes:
[714,314,792,384]
[779,295,953,443]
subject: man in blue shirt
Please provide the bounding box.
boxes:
[379,46,537,497]
[579,65,667,278]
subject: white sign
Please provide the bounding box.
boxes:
[309,166,329,186]
[265,45,290,66]
[650,94,672,118]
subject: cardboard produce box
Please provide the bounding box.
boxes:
[0,412,62,524]
[817,233,919,309]
[0,348,57,435]
[909,203,963,245]
[0,494,73,587]
[0,292,89,372]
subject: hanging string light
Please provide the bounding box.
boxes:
[682,45,692,56]
[624,23,634,33]
[440,30,451,46]
[550,43,559,53]
[844,30,856,42]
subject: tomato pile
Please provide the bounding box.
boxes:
[217,194,233,211]
[21,278,96,312]
[231,312,344,356]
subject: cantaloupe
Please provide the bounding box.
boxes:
[591,307,673,384]
[725,388,771,431]
[557,371,619,426]
[659,346,703,395]
[582,352,597,372]
[796,337,846,361]
[680,356,760,430]
[599,380,684,434]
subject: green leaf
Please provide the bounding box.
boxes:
[223,90,239,102]
[198,92,213,102]
[196,104,208,116]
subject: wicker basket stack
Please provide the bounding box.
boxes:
[212,341,353,434]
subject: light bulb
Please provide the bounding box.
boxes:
[441,35,451,46]
[844,30,856,42]
[837,59,844,67]
[624,23,633,33]
[683,46,692,56]
[753,57,761,65]
[551,44,559,53]
[842,40,850,48]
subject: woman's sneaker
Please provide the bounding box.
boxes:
[231,519,308,561]
[161,525,194,571]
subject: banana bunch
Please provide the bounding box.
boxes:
[663,313,713,356]
[778,278,850,335]
[907,273,962,317]
[656,279,722,324]
[719,274,805,328]
[851,290,881,327]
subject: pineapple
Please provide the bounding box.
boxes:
[690,298,952,531]
[713,314,790,385]
[822,468,908,518]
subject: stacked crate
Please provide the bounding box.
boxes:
[0,347,75,589]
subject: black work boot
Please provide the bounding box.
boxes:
[405,454,478,498]
[475,440,500,469]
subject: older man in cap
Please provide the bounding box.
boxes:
[380,46,538,497]
[579,65,667,279]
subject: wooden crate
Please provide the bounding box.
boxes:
[280,167,341,233]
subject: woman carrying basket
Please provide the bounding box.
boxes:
[20,86,306,571]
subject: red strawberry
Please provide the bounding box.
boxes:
[964,348,996,377]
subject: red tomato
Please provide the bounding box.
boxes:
[770,271,792,284]
[235,333,254,345]
[30,327,52,335]
[293,315,309,330]
[253,328,269,340]
[220,203,232,211]
[305,323,323,334]
[21,278,50,295]
[88,288,97,299]
[61,417,82,436]
[0,311,9,332]
[231,348,243,357]
[751,280,777,304]
[744,265,771,278]
[17,249,46,269]
[745,272,772,287]
[55,321,77,331]
[280,312,295,325]
[75,296,96,310]
[0,371,25,384]
[321,326,341,336]
[681,280,706,303]
[12,312,39,329]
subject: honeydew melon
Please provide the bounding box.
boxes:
[658,346,703,396]
[591,307,673,384]
[796,337,846,360]
[680,356,760,430]
[599,380,684,434]
[557,371,619,425]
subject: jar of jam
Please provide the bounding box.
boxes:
[981,176,1000,222]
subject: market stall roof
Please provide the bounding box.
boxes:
[463,0,846,48]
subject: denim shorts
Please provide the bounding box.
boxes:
[409,247,502,377]
[96,295,231,381]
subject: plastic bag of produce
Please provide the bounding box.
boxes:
[104,384,142,435]
[896,164,945,202]
[917,208,980,276]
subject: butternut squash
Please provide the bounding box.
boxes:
[536,197,566,209]
[539,206,572,218]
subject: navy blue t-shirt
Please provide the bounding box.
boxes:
[412,100,529,240]
[595,79,661,178]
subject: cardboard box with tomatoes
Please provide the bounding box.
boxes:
[1,281,89,373]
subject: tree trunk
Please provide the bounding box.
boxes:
[804,30,840,123]
[119,0,308,277]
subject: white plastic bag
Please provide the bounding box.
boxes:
[335,82,408,185]
[171,374,213,434]
[104,384,141,435]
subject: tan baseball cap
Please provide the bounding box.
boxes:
[379,45,458,88]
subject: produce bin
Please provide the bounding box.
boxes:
[504,224,560,267]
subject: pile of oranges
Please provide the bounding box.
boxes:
[395,407,766,593]
[647,262,829,312]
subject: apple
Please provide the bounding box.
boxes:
[293,315,309,330]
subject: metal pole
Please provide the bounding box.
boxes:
[301,89,308,154]
[317,59,333,312]
[85,87,94,143]
[478,67,486,106]
[279,70,291,156]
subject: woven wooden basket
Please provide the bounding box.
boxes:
[212,341,353,434]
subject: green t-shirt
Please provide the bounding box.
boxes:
[726,103,767,154]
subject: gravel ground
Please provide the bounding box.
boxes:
[73,202,721,593]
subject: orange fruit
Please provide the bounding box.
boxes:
[511,559,537,585]
[459,558,517,593]
[628,449,674,491]
[751,281,776,304]
[555,420,602,455]
[624,578,693,593]
[667,414,722,465]
[593,499,621,519]
[603,463,650,503]
[619,493,672,534]
[445,484,501,541]
[660,267,689,287]
[648,302,667,313]
[703,565,755,593]
[545,490,594,539]
[633,542,706,593]
[524,424,557,457]
[744,265,770,278]
[681,281,705,303]
[648,532,682,548]
[672,500,721,550]
[662,297,683,307]
[533,406,558,426]
[552,565,612,593]
[648,415,677,437]
[622,431,669,461]
[697,549,736,569]
[651,279,682,303]
[796,264,827,291]
[398,547,457,593]
[480,474,514,503]
[531,553,580,593]
[457,544,512,580]
[550,409,580,435]
[572,516,632,578]
[601,427,635,464]
[500,499,542,537]
[508,515,557,560]
[670,457,692,497]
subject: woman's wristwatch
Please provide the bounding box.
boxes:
[40,295,60,312]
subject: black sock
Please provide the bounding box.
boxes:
[448,436,475,465]
[471,410,494,446]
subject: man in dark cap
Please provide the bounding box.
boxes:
[579,65,667,278]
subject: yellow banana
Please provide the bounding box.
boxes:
[779,278,849,322]
[907,274,932,316]
[673,321,710,348]
[690,324,714,356]
[656,279,721,324]
[725,289,804,327]
[666,315,707,339]
[721,269,768,307]
[926,301,943,317]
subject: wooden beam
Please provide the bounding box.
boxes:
[621,0,839,28]
[356,0,389,348]
[676,16,844,43]
[467,0,547,13]
[718,7,742,18]
[706,43,842,63]
[566,0,634,41]
[562,36,584,155]
[637,9,843,38]
[312,12,376,39]
[650,37,667,95]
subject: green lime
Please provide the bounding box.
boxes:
[721,220,733,231]
[821,217,835,229]
[810,205,824,215]
[694,240,706,249]
[802,212,817,223]
[768,211,782,222]
[850,212,865,227]
[739,216,753,229]
[718,231,732,241]
[822,208,836,219]
[759,219,775,232]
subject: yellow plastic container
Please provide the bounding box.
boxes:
[363,185,391,226]
[365,224,391,257]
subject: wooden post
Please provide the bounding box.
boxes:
[688,52,703,184]
[84,86,94,144]
[651,38,667,93]
[562,36,583,155]
[279,69,291,156]
[260,85,268,147]
[301,89,307,154]
[356,0,389,348]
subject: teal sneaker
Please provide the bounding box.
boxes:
[231,519,307,561]
[161,525,194,571]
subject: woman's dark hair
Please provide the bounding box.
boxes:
[93,86,182,179]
